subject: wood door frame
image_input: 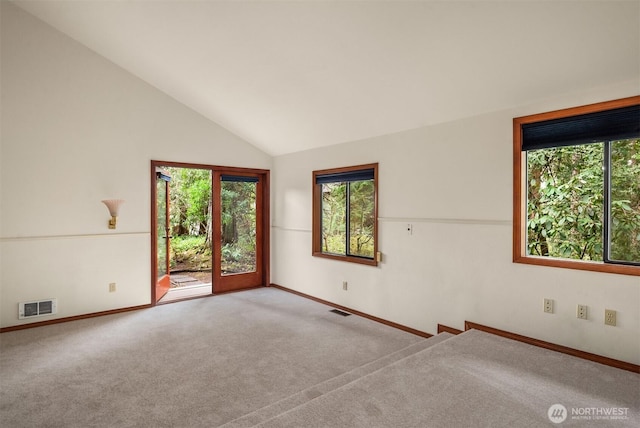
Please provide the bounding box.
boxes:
[150,160,270,305]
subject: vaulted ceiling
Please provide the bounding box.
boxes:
[12,0,640,156]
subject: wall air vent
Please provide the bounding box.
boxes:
[329,309,351,317]
[18,299,57,319]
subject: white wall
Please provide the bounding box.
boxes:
[0,2,271,327]
[2,1,639,366]
[272,81,640,364]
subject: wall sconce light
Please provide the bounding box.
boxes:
[101,199,125,229]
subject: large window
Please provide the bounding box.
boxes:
[513,97,640,276]
[312,163,378,266]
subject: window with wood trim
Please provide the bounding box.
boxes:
[513,96,640,276]
[313,163,378,266]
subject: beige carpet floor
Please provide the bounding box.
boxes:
[0,287,424,427]
[255,329,640,427]
[1,287,638,427]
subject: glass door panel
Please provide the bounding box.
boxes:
[155,169,171,302]
[221,178,257,275]
[214,173,263,292]
[157,179,167,279]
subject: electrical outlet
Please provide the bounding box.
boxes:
[605,309,617,326]
[342,281,348,291]
[543,298,553,314]
[576,304,588,320]
[109,283,116,293]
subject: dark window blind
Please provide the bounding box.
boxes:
[522,104,640,151]
[315,168,375,184]
[221,175,259,183]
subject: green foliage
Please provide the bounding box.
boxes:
[220,181,257,273]
[170,235,211,269]
[349,180,375,257]
[527,139,640,263]
[166,167,211,236]
[156,180,168,276]
[186,179,210,232]
[610,139,640,262]
[322,182,346,255]
[161,167,212,272]
[171,235,209,255]
[321,180,375,258]
[159,168,259,274]
[221,242,255,274]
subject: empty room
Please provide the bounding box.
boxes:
[1,1,639,427]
